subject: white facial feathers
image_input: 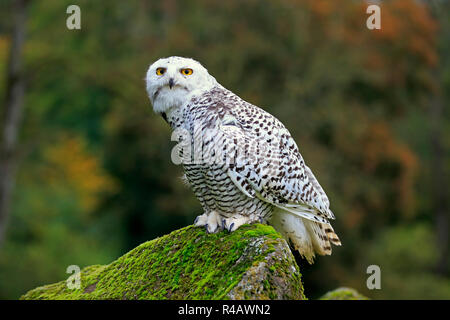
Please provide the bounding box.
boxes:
[145,56,217,114]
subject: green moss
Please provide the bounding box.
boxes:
[320,287,369,300]
[243,224,282,239]
[21,224,305,300]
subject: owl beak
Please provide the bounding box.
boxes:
[169,78,175,89]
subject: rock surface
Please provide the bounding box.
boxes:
[21,224,305,300]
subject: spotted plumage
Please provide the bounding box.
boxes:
[146,56,341,263]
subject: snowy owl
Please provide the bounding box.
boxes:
[146,56,341,263]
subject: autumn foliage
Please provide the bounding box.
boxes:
[0,0,448,299]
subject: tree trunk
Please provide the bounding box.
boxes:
[0,0,29,247]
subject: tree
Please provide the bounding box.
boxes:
[0,0,30,247]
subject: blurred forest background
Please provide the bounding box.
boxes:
[0,0,449,299]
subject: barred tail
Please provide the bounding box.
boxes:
[269,208,341,264]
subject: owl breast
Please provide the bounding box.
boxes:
[183,162,273,221]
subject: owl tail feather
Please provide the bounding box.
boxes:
[269,208,341,264]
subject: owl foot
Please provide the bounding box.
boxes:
[221,214,251,232]
[194,211,221,234]
[194,213,208,227]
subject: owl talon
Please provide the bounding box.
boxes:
[202,211,221,234]
[194,213,208,227]
[221,215,252,232]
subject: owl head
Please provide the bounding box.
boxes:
[146,56,217,114]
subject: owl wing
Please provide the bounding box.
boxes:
[216,113,335,224]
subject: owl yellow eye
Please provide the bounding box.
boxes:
[180,68,193,76]
[156,67,166,76]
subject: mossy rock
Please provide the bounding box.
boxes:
[320,287,369,300]
[21,224,305,300]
